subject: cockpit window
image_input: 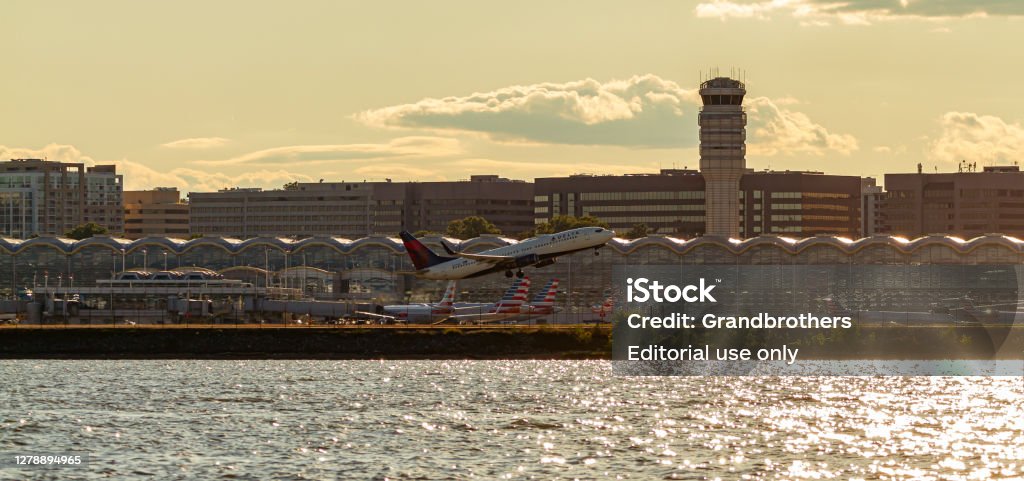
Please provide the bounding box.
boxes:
[594,228,604,233]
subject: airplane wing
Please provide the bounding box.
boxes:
[449,252,516,265]
[436,312,521,324]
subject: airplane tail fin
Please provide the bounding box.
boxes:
[437,281,457,307]
[440,239,459,256]
[530,279,559,306]
[495,276,531,312]
[400,231,455,270]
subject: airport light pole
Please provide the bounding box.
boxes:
[163,252,168,271]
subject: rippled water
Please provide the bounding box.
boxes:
[1,361,1023,480]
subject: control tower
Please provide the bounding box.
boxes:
[698,76,746,237]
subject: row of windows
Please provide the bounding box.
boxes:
[582,204,705,213]
[578,191,705,201]
[597,216,705,224]
[770,215,851,222]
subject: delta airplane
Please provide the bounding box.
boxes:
[445,278,561,324]
[400,227,615,280]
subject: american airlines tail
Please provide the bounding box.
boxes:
[400,231,455,270]
[494,277,531,313]
[436,281,457,308]
[529,279,559,310]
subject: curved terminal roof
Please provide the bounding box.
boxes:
[1,234,1023,256]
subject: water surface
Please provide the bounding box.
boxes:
[1,360,1022,479]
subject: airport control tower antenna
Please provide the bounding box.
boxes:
[698,74,746,238]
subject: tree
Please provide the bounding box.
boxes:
[413,230,441,238]
[282,181,299,191]
[445,216,501,239]
[623,223,650,240]
[534,215,609,235]
[188,233,204,240]
[65,222,108,240]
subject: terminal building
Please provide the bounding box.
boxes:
[123,188,190,239]
[880,165,1024,239]
[0,159,123,238]
[187,175,534,239]
[1,234,1021,314]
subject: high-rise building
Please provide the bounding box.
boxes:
[861,177,884,236]
[188,176,534,238]
[698,76,747,237]
[123,187,190,239]
[880,165,1024,239]
[0,158,123,238]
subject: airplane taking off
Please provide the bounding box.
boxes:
[400,227,615,280]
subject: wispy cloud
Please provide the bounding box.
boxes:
[695,0,1022,25]
[193,136,461,165]
[929,112,1024,165]
[357,74,857,156]
[160,137,231,149]
[0,143,314,193]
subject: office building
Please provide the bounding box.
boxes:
[861,178,884,236]
[880,165,1024,239]
[0,158,123,238]
[123,187,190,239]
[535,169,861,238]
[534,170,706,236]
[188,176,534,238]
[740,171,861,237]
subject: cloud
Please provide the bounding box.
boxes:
[193,136,461,165]
[746,97,859,156]
[0,143,314,193]
[160,137,231,149]
[929,112,1024,165]
[695,0,1023,24]
[357,74,856,156]
[357,75,699,148]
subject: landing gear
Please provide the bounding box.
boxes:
[505,270,513,278]
[515,270,525,278]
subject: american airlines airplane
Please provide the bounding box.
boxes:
[446,278,561,324]
[378,280,458,323]
[400,227,615,280]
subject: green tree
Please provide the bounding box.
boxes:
[534,215,609,235]
[282,181,299,191]
[188,233,204,240]
[445,216,501,239]
[65,222,108,240]
[623,223,650,240]
[413,230,441,238]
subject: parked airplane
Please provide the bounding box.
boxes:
[445,277,561,324]
[400,227,615,280]
[358,281,457,323]
[590,297,614,319]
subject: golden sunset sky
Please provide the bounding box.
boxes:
[3,0,1023,192]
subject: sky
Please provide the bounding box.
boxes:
[2,0,1023,193]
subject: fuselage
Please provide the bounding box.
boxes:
[417,227,614,280]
